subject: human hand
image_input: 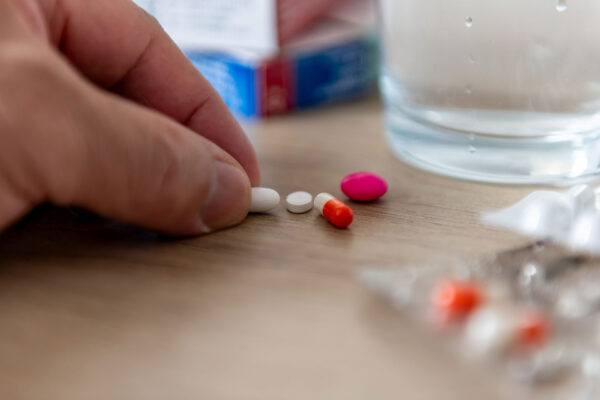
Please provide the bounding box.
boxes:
[0,0,260,235]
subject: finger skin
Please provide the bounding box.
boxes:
[35,0,260,186]
[0,0,257,234]
[0,40,251,235]
[73,93,253,235]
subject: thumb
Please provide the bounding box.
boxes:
[53,90,252,235]
[0,44,252,235]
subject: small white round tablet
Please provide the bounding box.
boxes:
[250,187,280,213]
[286,191,313,214]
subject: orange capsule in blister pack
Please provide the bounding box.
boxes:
[314,193,354,228]
[516,310,551,347]
[431,279,484,321]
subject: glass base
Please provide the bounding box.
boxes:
[385,109,600,186]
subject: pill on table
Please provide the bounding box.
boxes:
[314,193,354,228]
[286,191,313,214]
[431,279,484,321]
[341,172,388,202]
[250,187,280,213]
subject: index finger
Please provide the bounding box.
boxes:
[36,0,260,185]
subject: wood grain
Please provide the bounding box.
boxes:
[0,98,540,400]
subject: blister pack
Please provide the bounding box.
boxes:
[359,242,600,400]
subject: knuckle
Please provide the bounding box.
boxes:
[0,43,58,85]
[144,12,161,29]
[0,45,58,204]
[0,44,65,127]
[131,3,162,33]
[0,43,86,204]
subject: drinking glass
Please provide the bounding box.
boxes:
[379,0,600,184]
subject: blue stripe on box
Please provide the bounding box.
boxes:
[294,36,379,109]
[188,53,258,117]
[186,33,378,118]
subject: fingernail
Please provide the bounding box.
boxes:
[200,160,251,231]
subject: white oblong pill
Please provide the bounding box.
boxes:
[286,191,313,214]
[250,187,280,213]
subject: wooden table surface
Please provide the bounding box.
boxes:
[0,98,539,400]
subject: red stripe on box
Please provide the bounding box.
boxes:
[258,58,294,116]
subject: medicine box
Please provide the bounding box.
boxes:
[187,15,379,117]
[132,0,344,52]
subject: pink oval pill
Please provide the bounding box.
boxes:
[341,172,388,202]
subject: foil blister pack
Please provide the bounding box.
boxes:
[359,242,600,400]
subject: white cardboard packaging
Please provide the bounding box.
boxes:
[133,0,344,52]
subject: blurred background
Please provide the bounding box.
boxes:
[133,0,379,118]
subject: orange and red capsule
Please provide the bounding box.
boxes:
[432,279,551,352]
[314,193,354,228]
[515,309,551,347]
[431,279,485,322]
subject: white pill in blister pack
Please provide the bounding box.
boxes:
[250,187,280,213]
[464,305,517,358]
[286,191,313,214]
